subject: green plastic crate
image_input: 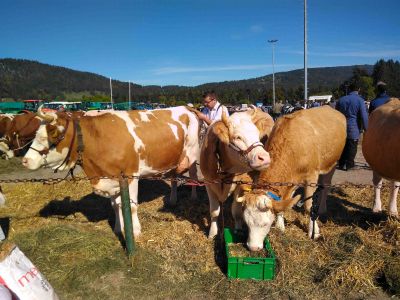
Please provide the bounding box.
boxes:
[224,228,276,280]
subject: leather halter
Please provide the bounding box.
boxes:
[228,141,264,158]
[29,118,81,172]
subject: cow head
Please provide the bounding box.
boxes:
[212,109,273,170]
[236,187,300,251]
[0,140,14,159]
[22,107,74,171]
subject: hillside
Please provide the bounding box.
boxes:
[0,58,373,104]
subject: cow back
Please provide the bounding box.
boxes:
[79,107,198,179]
[266,106,346,177]
[362,98,400,181]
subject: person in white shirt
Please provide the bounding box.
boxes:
[197,91,229,126]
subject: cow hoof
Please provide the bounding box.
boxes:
[164,199,177,208]
[134,231,142,238]
[372,207,382,213]
[208,228,218,239]
[388,212,399,219]
[308,232,321,240]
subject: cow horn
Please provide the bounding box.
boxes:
[37,105,55,123]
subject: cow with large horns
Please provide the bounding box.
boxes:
[234,106,346,250]
[22,106,200,237]
[362,98,400,218]
[200,108,274,238]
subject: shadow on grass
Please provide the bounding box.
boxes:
[290,187,388,234]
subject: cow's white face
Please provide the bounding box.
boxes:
[0,141,14,159]
[225,111,271,170]
[22,123,68,170]
[239,193,276,251]
[238,190,301,251]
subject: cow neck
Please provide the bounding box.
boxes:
[258,146,295,199]
[53,118,84,173]
[215,140,247,177]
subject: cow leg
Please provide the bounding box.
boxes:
[388,181,399,217]
[128,179,141,237]
[207,186,220,238]
[275,213,285,232]
[189,162,198,201]
[372,171,383,213]
[165,179,178,207]
[231,198,243,230]
[111,195,124,234]
[317,167,335,216]
[110,179,141,237]
[303,175,319,213]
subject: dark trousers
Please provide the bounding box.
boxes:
[339,139,358,169]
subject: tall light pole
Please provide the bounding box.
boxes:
[304,0,308,102]
[268,39,278,107]
[110,77,114,110]
[128,80,131,109]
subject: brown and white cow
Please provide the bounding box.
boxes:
[0,114,15,158]
[22,106,200,237]
[362,98,400,217]
[200,108,274,238]
[0,112,42,158]
[234,106,346,250]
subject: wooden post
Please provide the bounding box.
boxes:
[119,174,135,256]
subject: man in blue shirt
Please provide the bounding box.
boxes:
[369,81,390,113]
[336,82,369,171]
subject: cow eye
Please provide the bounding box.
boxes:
[235,136,242,141]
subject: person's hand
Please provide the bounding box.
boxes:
[197,112,207,121]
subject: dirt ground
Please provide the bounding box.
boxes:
[332,145,373,185]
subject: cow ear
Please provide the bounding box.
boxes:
[272,194,301,213]
[234,184,252,203]
[256,195,273,212]
[255,118,274,140]
[212,121,229,144]
[251,109,274,140]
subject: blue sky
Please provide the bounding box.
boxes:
[1,0,399,86]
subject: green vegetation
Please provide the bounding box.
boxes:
[1,58,399,105]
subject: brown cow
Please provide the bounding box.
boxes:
[0,112,41,158]
[362,98,400,217]
[22,106,200,237]
[200,108,274,238]
[0,114,15,158]
[235,106,346,250]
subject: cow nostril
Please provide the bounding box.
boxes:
[257,155,264,162]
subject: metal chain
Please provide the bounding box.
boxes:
[0,172,389,189]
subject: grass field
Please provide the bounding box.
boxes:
[0,176,399,299]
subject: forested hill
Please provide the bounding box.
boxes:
[0,58,373,104]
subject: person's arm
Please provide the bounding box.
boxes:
[360,99,369,131]
[197,112,213,125]
[368,101,374,114]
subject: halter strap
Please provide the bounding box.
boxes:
[228,141,264,157]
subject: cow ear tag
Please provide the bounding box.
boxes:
[266,191,281,201]
[241,185,252,192]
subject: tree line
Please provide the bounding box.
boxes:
[0,58,399,105]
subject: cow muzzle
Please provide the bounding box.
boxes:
[249,148,271,170]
